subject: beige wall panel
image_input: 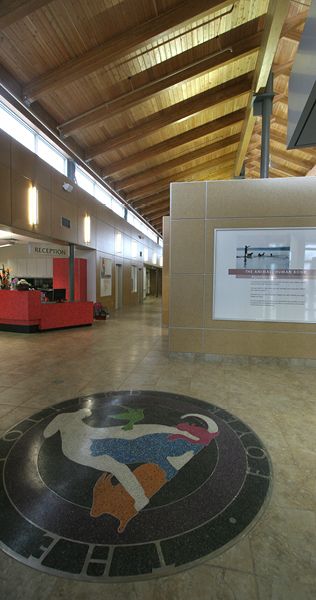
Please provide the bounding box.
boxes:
[203,329,316,359]
[163,243,169,276]
[51,193,78,243]
[163,216,170,242]
[0,164,11,224]
[170,220,205,274]
[123,233,131,259]
[77,186,98,217]
[169,274,204,328]
[96,202,115,227]
[162,309,169,326]
[96,219,115,254]
[162,276,169,310]
[11,141,51,191]
[33,155,51,191]
[0,129,10,168]
[51,171,78,206]
[36,185,52,237]
[171,182,206,219]
[204,275,213,328]
[123,219,132,236]
[207,178,316,219]
[77,208,96,248]
[169,328,203,353]
[11,141,35,183]
[205,220,215,274]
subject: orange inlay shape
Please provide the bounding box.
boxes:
[90,463,167,532]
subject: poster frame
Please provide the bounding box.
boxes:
[213,227,316,324]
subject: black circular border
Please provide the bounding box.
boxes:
[0,390,273,582]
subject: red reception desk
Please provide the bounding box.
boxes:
[0,290,93,333]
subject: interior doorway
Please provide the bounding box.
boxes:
[138,268,143,303]
[115,264,123,309]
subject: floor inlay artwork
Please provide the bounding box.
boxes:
[0,390,273,582]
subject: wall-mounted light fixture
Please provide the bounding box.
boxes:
[152,252,157,265]
[144,247,148,262]
[63,182,73,192]
[84,215,91,243]
[132,240,137,258]
[29,185,38,225]
[116,232,122,253]
[159,255,163,267]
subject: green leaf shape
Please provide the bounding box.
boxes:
[109,406,144,430]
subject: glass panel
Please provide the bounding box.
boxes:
[112,199,124,218]
[95,185,112,208]
[75,168,94,195]
[38,138,66,174]
[0,105,35,151]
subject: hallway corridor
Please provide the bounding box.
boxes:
[0,298,315,600]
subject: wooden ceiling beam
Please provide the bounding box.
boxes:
[272,58,295,77]
[248,132,314,170]
[125,153,236,202]
[306,165,316,177]
[269,162,303,177]
[59,22,263,137]
[102,108,246,178]
[245,152,261,163]
[131,191,170,210]
[0,0,52,30]
[114,132,240,191]
[140,202,170,217]
[150,215,166,226]
[247,139,261,152]
[86,75,252,160]
[269,147,314,171]
[280,7,309,37]
[270,130,316,159]
[273,115,289,128]
[282,29,302,43]
[142,206,170,220]
[233,0,291,177]
[22,0,232,103]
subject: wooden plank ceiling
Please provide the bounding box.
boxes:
[0,0,313,235]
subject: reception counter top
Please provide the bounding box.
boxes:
[0,290,93,332]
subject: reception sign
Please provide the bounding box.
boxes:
[213,228,316,323]
[100,257,111,297]
[29,242,69,257]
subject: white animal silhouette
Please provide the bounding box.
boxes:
[43,408,218,510]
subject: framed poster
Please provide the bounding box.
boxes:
[213,228,316,323]
[100,257,112,297]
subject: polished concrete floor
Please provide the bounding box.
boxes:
[0,297,315,599]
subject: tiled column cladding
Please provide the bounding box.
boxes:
[169,178,316,360]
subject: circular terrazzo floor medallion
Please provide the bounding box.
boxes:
[0,391,273,582]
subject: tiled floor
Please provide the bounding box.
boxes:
[0,297,315,600]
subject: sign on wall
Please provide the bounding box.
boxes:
[100,257,112,297]
[29,242,69,257]
[213,228,316,323]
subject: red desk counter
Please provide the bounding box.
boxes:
[0,290,93,333]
